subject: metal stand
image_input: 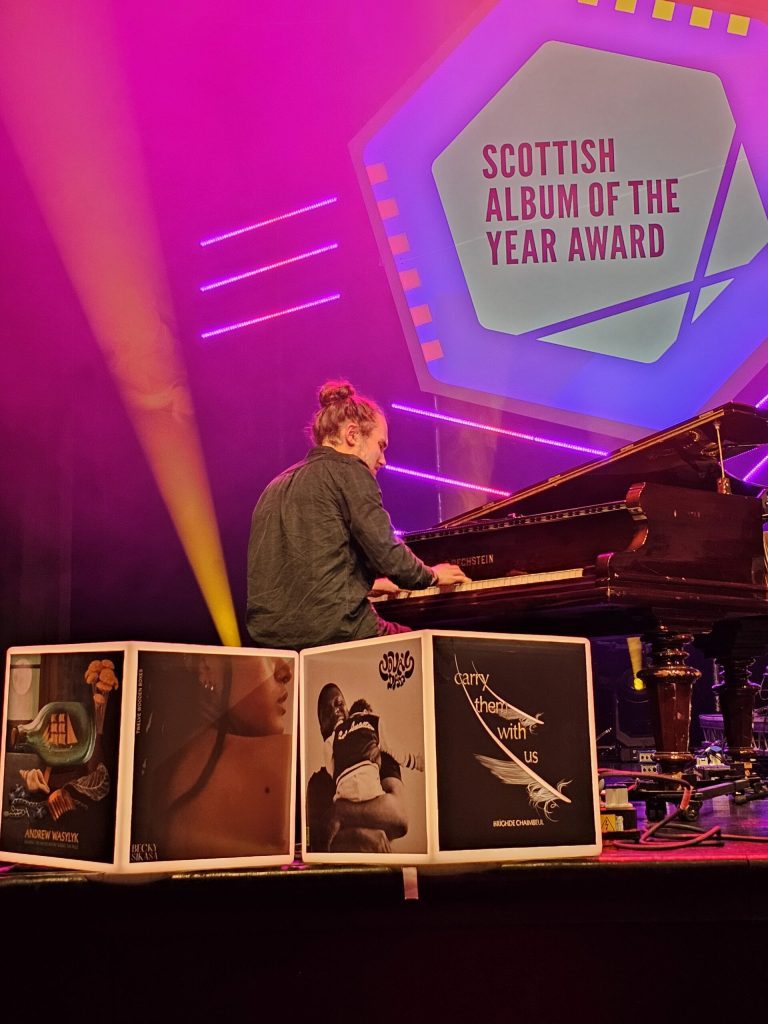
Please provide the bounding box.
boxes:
[630,771,768,823]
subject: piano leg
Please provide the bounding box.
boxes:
[712,656,760,774]
[694,618,768,774]
[639,629,700,774]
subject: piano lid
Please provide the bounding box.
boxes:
[437,403,768,526]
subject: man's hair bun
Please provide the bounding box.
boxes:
[309,379,381,446]
[318,380,355,407]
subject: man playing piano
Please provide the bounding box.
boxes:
[246,379,469,650]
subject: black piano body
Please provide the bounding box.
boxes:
[376,403,768,775]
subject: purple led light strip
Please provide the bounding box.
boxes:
[201,293,340,339]
[199,196,338,247]
[384,464,510,497]
[735,394,768,480]
[742,451,768,483]
[391,403,608,457]
[200,243,339,292]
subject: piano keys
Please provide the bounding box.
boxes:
[382,568,587,601]
[375,403,768,775]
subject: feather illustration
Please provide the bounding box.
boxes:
[468,661,543,730]
[491,700,543,730]
[455,655,571,811]
[473,753,534,786]
[474,755,571,820]
[526,781,571,820]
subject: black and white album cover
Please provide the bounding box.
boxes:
[431,632,601,858]
[301,634,428,863]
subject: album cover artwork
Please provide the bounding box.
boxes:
[0,649,123,864]
[129,648,296,866]
[432,633,599,854]
[301,635,428,860]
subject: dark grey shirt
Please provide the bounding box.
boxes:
[246,445,433,649]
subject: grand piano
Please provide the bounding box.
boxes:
[376,403,768,777]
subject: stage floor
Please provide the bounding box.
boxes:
[598,764,768,863]
[3,784,767,1023]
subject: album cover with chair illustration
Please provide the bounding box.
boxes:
[300,629,601,865]
[0,642,298,874]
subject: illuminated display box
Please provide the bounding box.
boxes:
[0,642,297,874]
[300,630,601,865]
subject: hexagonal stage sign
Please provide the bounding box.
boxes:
[351,0,768,440]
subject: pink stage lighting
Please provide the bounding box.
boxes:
[199,196,338,246]
[391,403,609,457]
[384,464,511,497]
[199,243,339,291]
[201,293,341,339]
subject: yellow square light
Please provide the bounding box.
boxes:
[652,0,675,21]
[728,14,750,35]
[690,6,712,28]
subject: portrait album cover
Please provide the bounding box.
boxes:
[300,630,601,865]
[0,642,298,874]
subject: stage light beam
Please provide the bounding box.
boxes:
[0,3,241,645]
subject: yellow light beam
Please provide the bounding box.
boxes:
[0,2,241,646]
